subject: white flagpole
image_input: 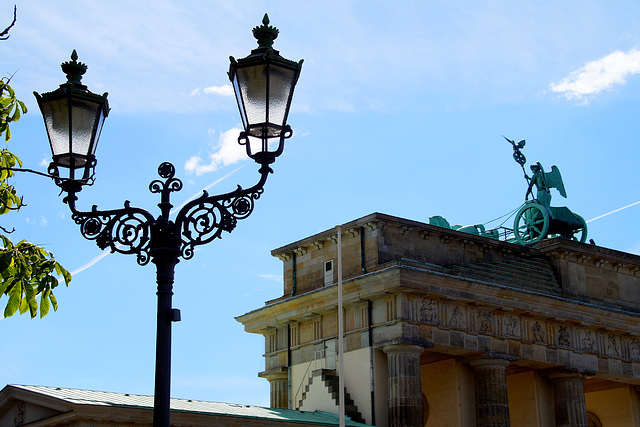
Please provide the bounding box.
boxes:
[337,225,345,427]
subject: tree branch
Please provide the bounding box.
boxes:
[0,5,17,41]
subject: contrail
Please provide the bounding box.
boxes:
[68,249,112,276]
[171,164,246,214]
[67,165,245,278]
[587,201,640,223]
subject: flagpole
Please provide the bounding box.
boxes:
[337,225,345,427]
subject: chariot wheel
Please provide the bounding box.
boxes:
[514,203,549,245]
[570,214,588,243]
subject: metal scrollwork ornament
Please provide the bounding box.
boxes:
[65,161,272,266]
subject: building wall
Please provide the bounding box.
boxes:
[506,371,554,427]
[585,386,640,427]
[373,348,389,427]
[421,359,474,427]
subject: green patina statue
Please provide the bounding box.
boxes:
[427,137,588,246]
[524,162,566,208]
[506,137,587,245]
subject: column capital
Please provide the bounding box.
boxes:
[382,343,425,356]
[541,368,589,382]
[469,357,511,369]
[466,351,517,368]
[259,366,288,381]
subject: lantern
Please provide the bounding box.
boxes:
[34,50,109,190]
[229,14,303,164]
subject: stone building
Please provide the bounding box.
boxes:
[236,212,640,427]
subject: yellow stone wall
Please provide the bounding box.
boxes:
[421,359,475,427]
[506,371,554,427]
[585,386,640,427]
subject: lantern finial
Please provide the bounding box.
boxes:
[252,13,279,51]
[61,49,88,87]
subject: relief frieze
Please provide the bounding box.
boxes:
[502,314,520,338]
[406,294,637,364]
[447,305,466,330]
[477,310,494,334]
[606,334,620,357]
[528,319,547,344]
[557,325,571,348]
[419,298,438,324]
[580,330,596,353]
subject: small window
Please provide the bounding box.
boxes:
[324,260,334,286]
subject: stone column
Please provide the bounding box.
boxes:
[383,344,424,427]
[470,357,511,427]
[264,371,289,409]
[546,371,588,427]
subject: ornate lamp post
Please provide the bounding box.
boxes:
[34,14,302,427]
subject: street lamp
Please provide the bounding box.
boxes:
[34,14,301,427]
[34,49,109,191]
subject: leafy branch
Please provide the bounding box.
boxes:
[0,77,72,318]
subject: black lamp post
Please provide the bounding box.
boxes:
[34,14,301,427]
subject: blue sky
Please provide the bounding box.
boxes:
[2,0,639,407]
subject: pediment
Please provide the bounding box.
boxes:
[0,386,70,426]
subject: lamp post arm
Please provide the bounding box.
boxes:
[63,191,157,265]
[174,163,272,259]
[0,166,58,180]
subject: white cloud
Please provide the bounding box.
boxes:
[549,49,640,103]
[203,85,234,96]
[190,85,234,97]
[258,274,283,282]
[184,127,245,176]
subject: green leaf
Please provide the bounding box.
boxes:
[39,291,49,318]
[0,252,12,272]
[1,235,13,248]
[28,296,37,318]
[4,281,20,317]
[49,292,57,312]
[11,106,20,122]
[19,297,28,314]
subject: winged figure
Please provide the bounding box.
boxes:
[504,136,526,167]
[525,162,567,207]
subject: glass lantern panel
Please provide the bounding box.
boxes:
[232,73,248,131]
[267,65,296,129]
[91,106,107,157]
[41,97,70,162]
[236,64,268,128]
[70,99,101,166]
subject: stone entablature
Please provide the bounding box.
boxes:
[267,213,640,311]
[241,259,640,383]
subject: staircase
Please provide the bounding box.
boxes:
[452,257,561,295]
[298,369,366,424]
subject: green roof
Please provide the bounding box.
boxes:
[9,385,371,426]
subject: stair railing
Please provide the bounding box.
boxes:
[293,348,337,409]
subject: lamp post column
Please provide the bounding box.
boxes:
[150,221,181,427]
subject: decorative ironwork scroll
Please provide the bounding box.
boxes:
[64,162,271,266]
